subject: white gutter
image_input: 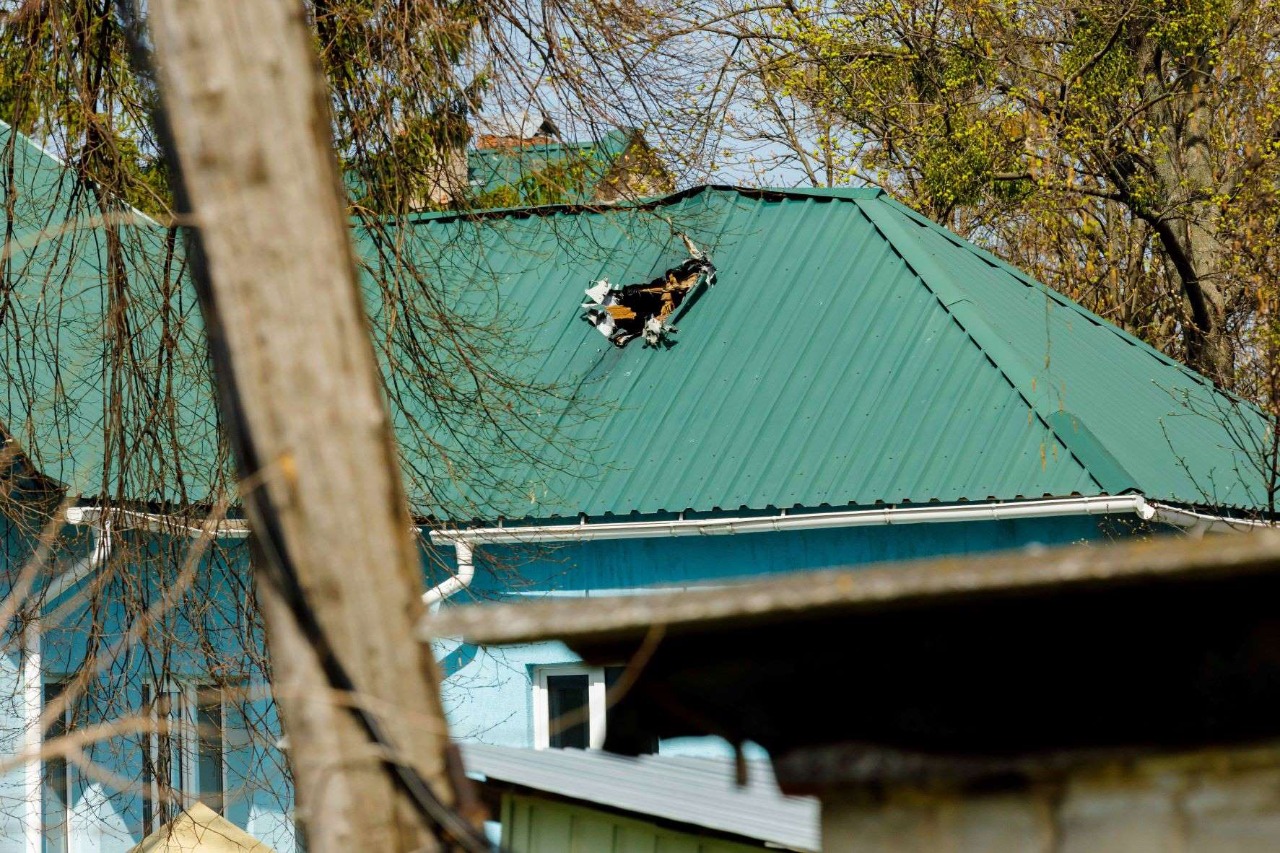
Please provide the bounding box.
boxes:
[58,495,1268,548]
[1146,501,1274,535]
[65,506,249,538]
[60,506,476,606]
[429,495,1161,545]
[54,496,1265,610]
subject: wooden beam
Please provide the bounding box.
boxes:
[419,529,1280,646]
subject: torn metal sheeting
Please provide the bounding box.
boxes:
[582,256,716,348]
[417,530,1280,647]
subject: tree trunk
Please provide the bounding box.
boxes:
[144,1,476,849]
[1143,43,1232,385]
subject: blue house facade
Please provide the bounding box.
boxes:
[0,117,1272,850]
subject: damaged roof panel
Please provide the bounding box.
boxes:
[389,185,1266,519]
[392,189,1115,518]
[2,111,1264,519]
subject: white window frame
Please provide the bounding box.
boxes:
[531,664,607,750]
[143,682,226,831]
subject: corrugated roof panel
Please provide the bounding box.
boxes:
[1,114,1264,518]
[465,129,634,203]
[0,125,224,504]
[395,188,1109,518]
[461,743,820,852]
[879,198,1264,509]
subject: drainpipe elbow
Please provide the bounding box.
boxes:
[423,540,475,610]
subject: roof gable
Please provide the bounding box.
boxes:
[130,802,274,852]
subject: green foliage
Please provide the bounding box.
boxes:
[767,0,1276,387]
[0,2,168,215]
[322,0,488,213]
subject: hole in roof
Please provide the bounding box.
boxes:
[581,240,716,348]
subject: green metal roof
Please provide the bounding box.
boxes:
[390,186,1268,518]
[0,117,1269,519]
[0,124,225,506]
[465,128,635,204]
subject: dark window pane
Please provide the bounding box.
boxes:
[546,674,589,749]
[603,666,658,755]
[197,697,224,814]
[42,682,68,853]
[141,685,154,833]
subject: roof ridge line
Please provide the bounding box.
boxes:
[876,195,1234,398]
[853,197,1117,495]
[0,117,68,168]
[393,185,883,228]
[0,119,165,230]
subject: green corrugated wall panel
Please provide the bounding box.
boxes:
[524,797,573,852]
[570,811,618,851]
[616,825,659,853]
[2,111,1268,517]
[502,794,767,853]
[657,837,702,853]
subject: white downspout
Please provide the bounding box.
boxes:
[21,625,40,853]
[422,541,476,680]
[422,540,475,610]
[43,520,113,605]
[22,518,113,852]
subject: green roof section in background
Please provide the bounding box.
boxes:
[465,128,636,205]
[0,122,224,508]
[0,119,1269,520]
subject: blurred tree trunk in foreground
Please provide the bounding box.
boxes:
[144,1,480,849]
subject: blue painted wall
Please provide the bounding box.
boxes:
[437,514,1153,754]
[0,518,295,853]
[0,508,1164,847]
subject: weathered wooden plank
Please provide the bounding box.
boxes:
[421,529,1280,646]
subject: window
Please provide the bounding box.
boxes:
[142,684,226,832]
[532,665,655,753]
[545,672,592,749]
[41,682,70,853]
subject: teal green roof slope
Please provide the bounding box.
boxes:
[0,113,1268,519]
[389,186,1267,518]
[0,124,224,507]
[465,128,635,204]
